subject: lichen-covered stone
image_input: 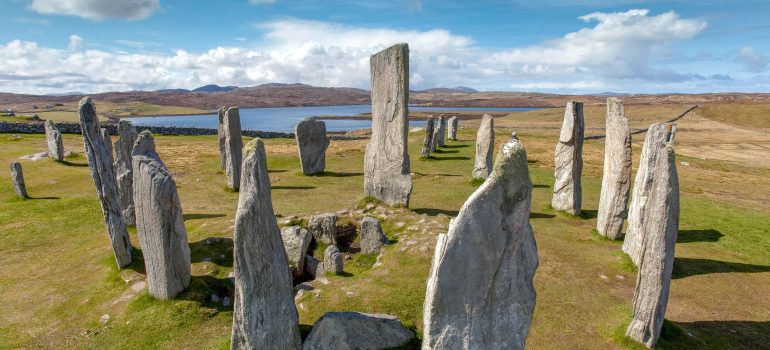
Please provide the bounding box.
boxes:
[597,98,632,240]
[421,116,435,158]
[101,128,114,163]
[295,119,329,175]
[360,217,388,254]
[448,116,458,141]
[303,312,414,350]
[44,120,64,161]
[308,213,337,245]
[223,107,243,190]
[322,245,343,275]
[472,114,495,180]
[10,162,28,198]
[115,120,137,226]
[552,101,584,215]
[281,226,312,277]
[433,115,446,148]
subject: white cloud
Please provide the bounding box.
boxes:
[29,0,160,20]
[736,46,769,73]
[67,35,83,50]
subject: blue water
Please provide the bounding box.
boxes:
[122,105,541,133]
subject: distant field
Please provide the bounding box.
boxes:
[698,104,770,129]
[9,101,209,123]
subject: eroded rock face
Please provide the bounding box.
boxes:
[421,116,435,158]
[78,97,132,268]
[322,245,343,275]
[360,217,388,254]
[423,134,538,350]
[364,43,412,206]
[114,120,137,226]
[217,107,226,169]
[303,312,414,350]
[231,138,302,349]
[625,144,679,348]
[10,162,27,198]
[552,101,584,215]
[472,114,495,180]
[448,116,458,141]
[132,131,191,300]
[597,98,632,240]
[223,107,243,191]
[295,119,329,175]
[44,120,64,161]
[281,226,312,277]
[101,128,114,163]
[308,213,337,245]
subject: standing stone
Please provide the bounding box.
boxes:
[281,226,312,278]
[625,143,679,348]
[295,119,329,175]
[551,101,584,215]
[10,162,28,198]
[223,107,243,191]
[132,131,191,299]
[360,217,388,254]
[114,120,138,226]
[448,116,458,141]
[472,114,495,180]
[423,134,538,350]
[303,312,415,350]
[231,138,302,349]
[322,245,343,275]
[433,115,446,148]
[364,43,412,206]
[44,120,64,161]
[217,107,226,169]
[78,97,132,268]
[623,123,676,266]
[597,98,632,240]
[308,213,337,245]
[421,116,435,158]
[101,128,114,163]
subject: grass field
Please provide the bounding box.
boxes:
[1,106,769,349]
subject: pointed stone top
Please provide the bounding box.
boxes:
[243,137,265,159]
[482,113,493,120]
[78,96,98,124]
[133,130,156,157]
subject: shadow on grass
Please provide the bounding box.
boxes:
[27,196,60,200]
[533,184,550,188]
[432,156,470,161]
[268,169,288,173]
[178,274,233,312]
[664,320,770,349]
[441,144,468,149]
[578,209,598,220]
[677,229,723,243]
[183,213,226,221]
[413,208,458,217]
[60,160,89,167]
[189,237,233,267]
[528,159,540,164]
[672,258,770,279]
[272,185,316,190]
[124,246,146,274]
[433,149,459,154]
[309,171,363,178]
[530,212,556,219]
[413,171,462,177]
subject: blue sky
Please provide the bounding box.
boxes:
[2,0,769,94]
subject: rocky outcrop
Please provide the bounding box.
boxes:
[44,120,64,161]
[231,138,302,349]
[223,107,243,191]
[114,120,137,226]
[423,134,538,350]
[322,245,343,275]
[281,226,312,278]
[308,213,337,245]
[303,312,414,350]
[552,101,584,215]
[10,162,27,198]
[295,119,329,175]
[597,98,632,240]
[360,217,387,254]
[78,97,133,268]
[421,116,435,158]
[448,116,458,141]
[217,107,226,169]
[364,43,412,206]
[472,114,495,180]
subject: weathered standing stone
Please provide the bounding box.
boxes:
[217,107,226,169]
[472,114,495,180]
[597,98,632,240]
[308,213,337,245]
[552,101,584,215]
[623,123,676,266]
[78,97,132,268]
[448,116,458,141]
[44,120,64,161]
[114,120,138,226]
[364,43,412,206]
[295,119,329,175]
[433,115,446,148]
[360,217,388,254]
[231,138,302,349]
[423,134,539,350]
[10,162,28,198]
[421,116,435,157]
[322,245,343,275]
[303,312,415,350]
[223,106,243,191]
[101,128,114,162]
[132,131,191,299]
[625,144,679,348]
[281,226,312,277]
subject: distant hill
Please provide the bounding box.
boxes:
[419,86,479,93]
[191,85,238,93]
[592,92,632,97]
[45,91,84,96]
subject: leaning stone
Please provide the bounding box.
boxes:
[423,134,538,350]
[625,143,679,348]
[223,106,243,191]
[421,116,435,157]
[132,131,191,300]
[308,213,337,245]
[78,97,132,268]
[364,43,412,206]
[114,120,137,226]
[448,116,458,141]
[44,120,64,161]
[295,119,330,175]
[472,114,495,180]
[597,98,632,240]
[231,138,302,349]
[322,245,343,275]
[360,217,388,254]
[101,128,114,163]
[552,100,584,215]
[281,226,312,277]
[217,107,226,169]
[303,312,414,350]
[10,162,28,198]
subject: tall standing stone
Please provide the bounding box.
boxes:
[78,97,132,268]
[421,116,435,158]
[115,120,138,226]
[448,116,458,141]
[551,101,584,215]
[625,143,679,348]
[295,119,329,175]
[472,114,495,180]
[231,138,302,350]
[224,106,243,191]
[101,128,114,163]
[218,107,226,169]
[10,162,28,198]
[364,43,412,206]
[433,115,446,148]
[597,98,632,240]
[423,134,538,350]
[44,120,64,161]
[623,123,676,266]
[132,131,191,299]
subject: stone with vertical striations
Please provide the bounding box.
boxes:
[322,245,343,275]
[10,162,28,198]
[281,226,312,278]
[224,107,243,190]
[79,97,132,268]
[101,128,114,163]
[448,116,458,141]
[552,101,584,215]
[421,116,435,157]
[302,312,414,350]
[217,107,226,169]
[597,98,632,240]
[360,216,388,254]
[44,120,64,161]
[115,120,137,226]
[231,138,302,350]
[423,134,539,350]
[308,213,337,245]
[132,131,191,300]
[433,115,446,148]
[295,118,329,175]
[625,143,679,348]
[364,43,412,206]
[472,114,495,180]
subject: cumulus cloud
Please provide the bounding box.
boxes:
[67,35,83,50]
[29,0,160,20]
[736,46,769,72]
